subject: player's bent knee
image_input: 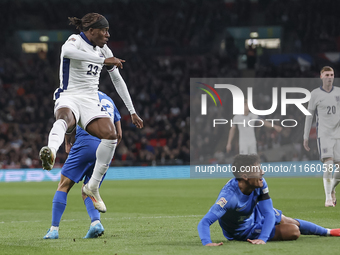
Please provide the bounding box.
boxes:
[273,224,300,241]
[291,225,300,240]
[96,128,117,140]
[55,109,75,126]
[283,224,300,240]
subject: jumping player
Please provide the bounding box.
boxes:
[39,13,143,213]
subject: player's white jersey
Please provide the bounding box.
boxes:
[233,113,258,145]
[54,32,114,100]
[308,86,340,138]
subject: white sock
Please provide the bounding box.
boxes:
[331,167,340,191]
[88,139,117,190]
[48,119,67,153]
[50,226,59,231]
[323,160,333,201]
[91,220,100,227]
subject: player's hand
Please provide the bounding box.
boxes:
[274,125,282,133]
[247,239,266,244]
[303,139,310,151]
[131,113,143,129]
[205,242,223,246]
[226,144,232,153]
[104,57,125,69]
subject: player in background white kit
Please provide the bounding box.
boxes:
[304,66,340,207]
[39,13,143,213]
[226,99,282,155]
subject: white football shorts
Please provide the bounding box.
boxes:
[239,141,257,155]
[317,137,340,162]
[54,95,110,130]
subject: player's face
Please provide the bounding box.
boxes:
[91,27,110,48]
[246,163,264,188]
[321,70,334,86]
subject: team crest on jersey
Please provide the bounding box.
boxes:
[336,96,340,102]
[68,38,76,42]
[216,197,227,208]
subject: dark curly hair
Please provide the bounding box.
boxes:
[232,154,260,180]
[68,13,104,31]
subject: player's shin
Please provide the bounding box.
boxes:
[48,119,68,154]
[331,169,340,191]
[323,160,333,202]
[51,191,67,228]
[84,196,100,222]
[88,139,117,190]
[295,219,328,236]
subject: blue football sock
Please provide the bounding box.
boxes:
[51,191,67,227]
[84,196,100,223]
[296,219,328,236]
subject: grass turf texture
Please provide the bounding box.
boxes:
[0,177,339,255]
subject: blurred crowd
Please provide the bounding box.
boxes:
[0,0,237,168]
[1,0,340,168]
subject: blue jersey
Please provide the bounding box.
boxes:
[61,91,121,184]
[198,178,280,245]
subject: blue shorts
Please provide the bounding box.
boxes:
[245,207,282,241]
[61,138,106,186]
[223,206,282,241]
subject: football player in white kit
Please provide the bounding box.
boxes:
[303,66,340,207]
[39,13,143,213]
[226,99,282,155]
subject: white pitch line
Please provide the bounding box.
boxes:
[0,215,203,224]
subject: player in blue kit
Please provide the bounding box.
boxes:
[197,154,340,246]
[43,91,121,239]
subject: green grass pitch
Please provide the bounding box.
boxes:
[0,177,339,255]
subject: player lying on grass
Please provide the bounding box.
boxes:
[197,154,340,246]
[44,91,121,239]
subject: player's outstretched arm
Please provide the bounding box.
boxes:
[257,197,275,243]
[197,211,219,246]
[104,57,125,69]
[62,43,105,64]
[108,68,137,116]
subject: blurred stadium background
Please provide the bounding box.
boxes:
[1,0,340,169]
[2,1,340,254]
